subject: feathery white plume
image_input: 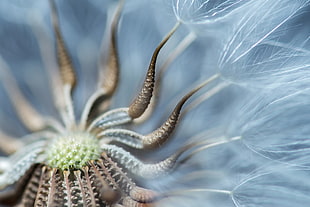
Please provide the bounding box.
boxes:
[228,88,310,167]
[232,166,310,207]
[174,0,310,88]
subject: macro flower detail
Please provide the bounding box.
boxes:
[0,0,204,206]
[1,0,310,207]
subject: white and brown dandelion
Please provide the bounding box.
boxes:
[0,0,222,206]
[1,0,310,207]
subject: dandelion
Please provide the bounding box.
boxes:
[0,0,310,207]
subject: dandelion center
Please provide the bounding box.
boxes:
[46,132,100,170]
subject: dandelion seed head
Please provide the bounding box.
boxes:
[0,0,310,206]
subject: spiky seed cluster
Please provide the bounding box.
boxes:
[46,132,100,170]
[0,0,220,206]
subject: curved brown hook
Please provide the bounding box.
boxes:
[128,22,180,119]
